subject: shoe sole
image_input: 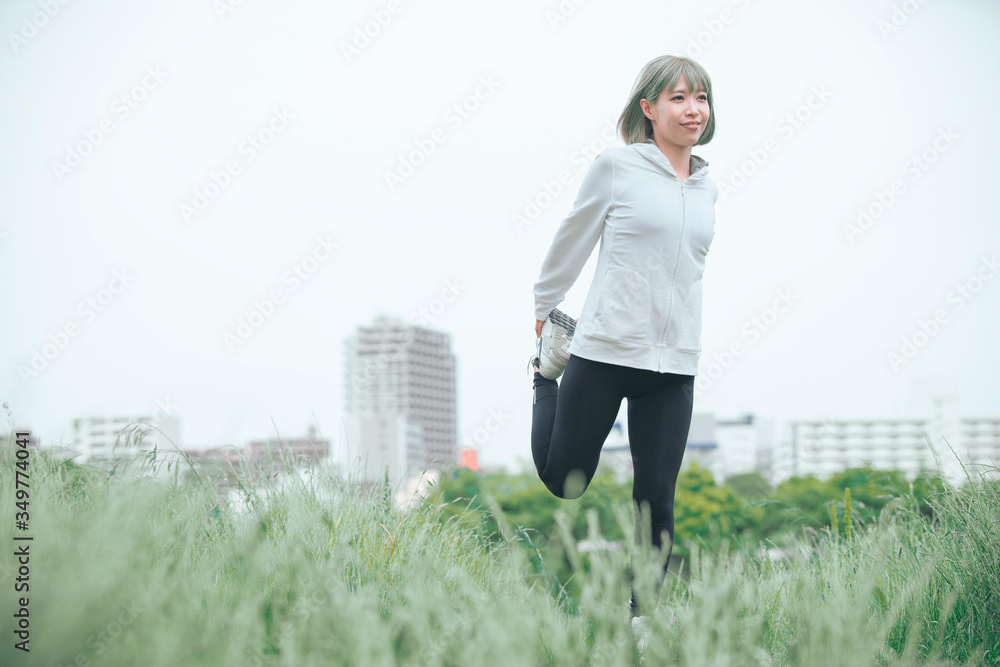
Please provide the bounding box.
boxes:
[548,307,576,336]
[538,308,576,379]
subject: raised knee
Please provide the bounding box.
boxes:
[556,486,585,501]
[543,468,589,499]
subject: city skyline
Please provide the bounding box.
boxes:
[2,1,998,474]
[22,327,997,491]
[2,306,995,476]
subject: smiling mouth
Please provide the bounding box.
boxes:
[682,123,700,130]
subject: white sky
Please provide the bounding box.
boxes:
[2,0,998,474]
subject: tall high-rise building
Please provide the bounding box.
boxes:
[342,314,457,487]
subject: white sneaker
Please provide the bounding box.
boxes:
[630,616,651,656]
[527,307,576,380]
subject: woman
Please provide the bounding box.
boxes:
[528,54,718,629]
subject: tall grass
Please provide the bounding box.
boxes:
[0,434,996,666]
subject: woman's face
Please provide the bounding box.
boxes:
[640,75,710,149]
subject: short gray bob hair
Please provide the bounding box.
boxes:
[617,55,716,146]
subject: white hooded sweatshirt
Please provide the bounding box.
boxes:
[533,139,718,376]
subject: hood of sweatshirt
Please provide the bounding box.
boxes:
[633,138,709,181]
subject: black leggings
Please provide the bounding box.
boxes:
[531,353,694,616]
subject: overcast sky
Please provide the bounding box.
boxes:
[2,0,998,475]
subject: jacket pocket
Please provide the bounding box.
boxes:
[665,281,702,352]
[588,265,651,344]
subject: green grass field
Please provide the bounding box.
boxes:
[1,436,997,666]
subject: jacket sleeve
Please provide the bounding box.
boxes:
[532,150,614,321]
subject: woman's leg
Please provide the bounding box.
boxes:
[624,373,695,617]
[531,354,625,499]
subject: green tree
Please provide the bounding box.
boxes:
[672,461,751,557]
[724,471,772,500]
[425,464,951,609]
[757,474,837,539]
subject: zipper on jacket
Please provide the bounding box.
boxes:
[660,182,687,346]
